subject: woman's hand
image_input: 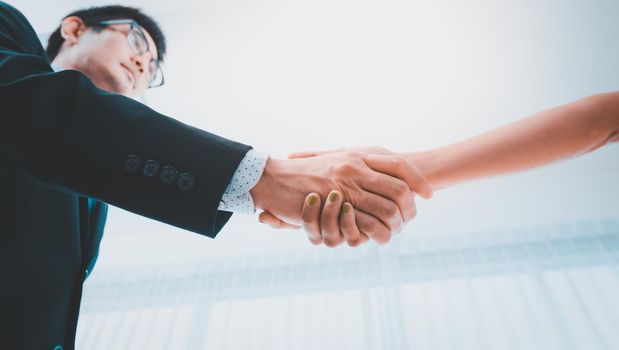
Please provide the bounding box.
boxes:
[258,147,433,247]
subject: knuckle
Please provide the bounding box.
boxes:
[319,212,335,226]
[385,202,400,220]
[397,154,409,164]
[389,212,403,229]
[391,156,405,171]
[302,208,318,223]
[307,232,322,245]
[376,232,391,245]
[394,180,409,194]
[394,154,408,165]
[324,237,341,248]
[400,201,414,222]
[395,219,404,234]
[308,236,322,246]
[322,231,337,242]
[339,226,351,239]
[360,219,376,234]
[370,173,383,185]
[305,227,321,240]
[382,235,392,245]
[347,238,360,247]
[321,225,338,237]
[335,162,355,174]
[305,228,320,239]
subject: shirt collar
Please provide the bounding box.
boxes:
[50,63,64,72]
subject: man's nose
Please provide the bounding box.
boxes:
[130,52,152,78]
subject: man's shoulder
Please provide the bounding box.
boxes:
[0,1,47,58]
[0,1,31,27]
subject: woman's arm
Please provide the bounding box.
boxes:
[259,92,619,247]
[404,92,619,190]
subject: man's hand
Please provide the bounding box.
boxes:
[254,149,432,247]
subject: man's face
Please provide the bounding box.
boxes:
[58,20,159,97]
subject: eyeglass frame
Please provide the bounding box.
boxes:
[91,19,165,88]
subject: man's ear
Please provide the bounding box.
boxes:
[59,16,86,46]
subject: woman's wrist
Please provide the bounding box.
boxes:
[401,150,448,191]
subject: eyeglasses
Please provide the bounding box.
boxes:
[94,19,164,88]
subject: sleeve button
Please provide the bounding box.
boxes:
[177,173,196,192]
[159,166,178,184]
[143,160,161,177]
[123,155,142,174]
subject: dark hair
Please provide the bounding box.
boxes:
[46,5,167,62]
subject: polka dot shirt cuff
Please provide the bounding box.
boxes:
[217,149,269,214]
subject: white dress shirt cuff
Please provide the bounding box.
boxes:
[217,149,269,214]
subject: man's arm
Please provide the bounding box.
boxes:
[0,2,251,237]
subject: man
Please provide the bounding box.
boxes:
[0,2,430,348]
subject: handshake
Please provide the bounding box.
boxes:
[249,147,433,248]
[248,93,619,247]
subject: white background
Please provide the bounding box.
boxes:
[13,0,619,286]
[11,1,619,348]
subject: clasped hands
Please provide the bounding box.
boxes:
[249,147,433,247]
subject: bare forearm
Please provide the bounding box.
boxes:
[404,92,619,190]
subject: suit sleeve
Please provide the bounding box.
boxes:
[0,2,252,237]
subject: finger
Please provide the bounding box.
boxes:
[339,202,363,247]
[359,173,416,223]
[321,190,345,247]
[356,232,370,245]
[354,209,392,245]
[302,193,323,245]
[363,154,433,200]
[258,211,302,229]
[351,190,404,234]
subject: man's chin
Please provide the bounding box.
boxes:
[92,77,132,97]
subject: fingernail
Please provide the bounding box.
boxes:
[307,194,318,206]
[342,202,351,214]
[328,191,340,202]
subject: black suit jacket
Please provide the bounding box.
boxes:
[0,2,251,349]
